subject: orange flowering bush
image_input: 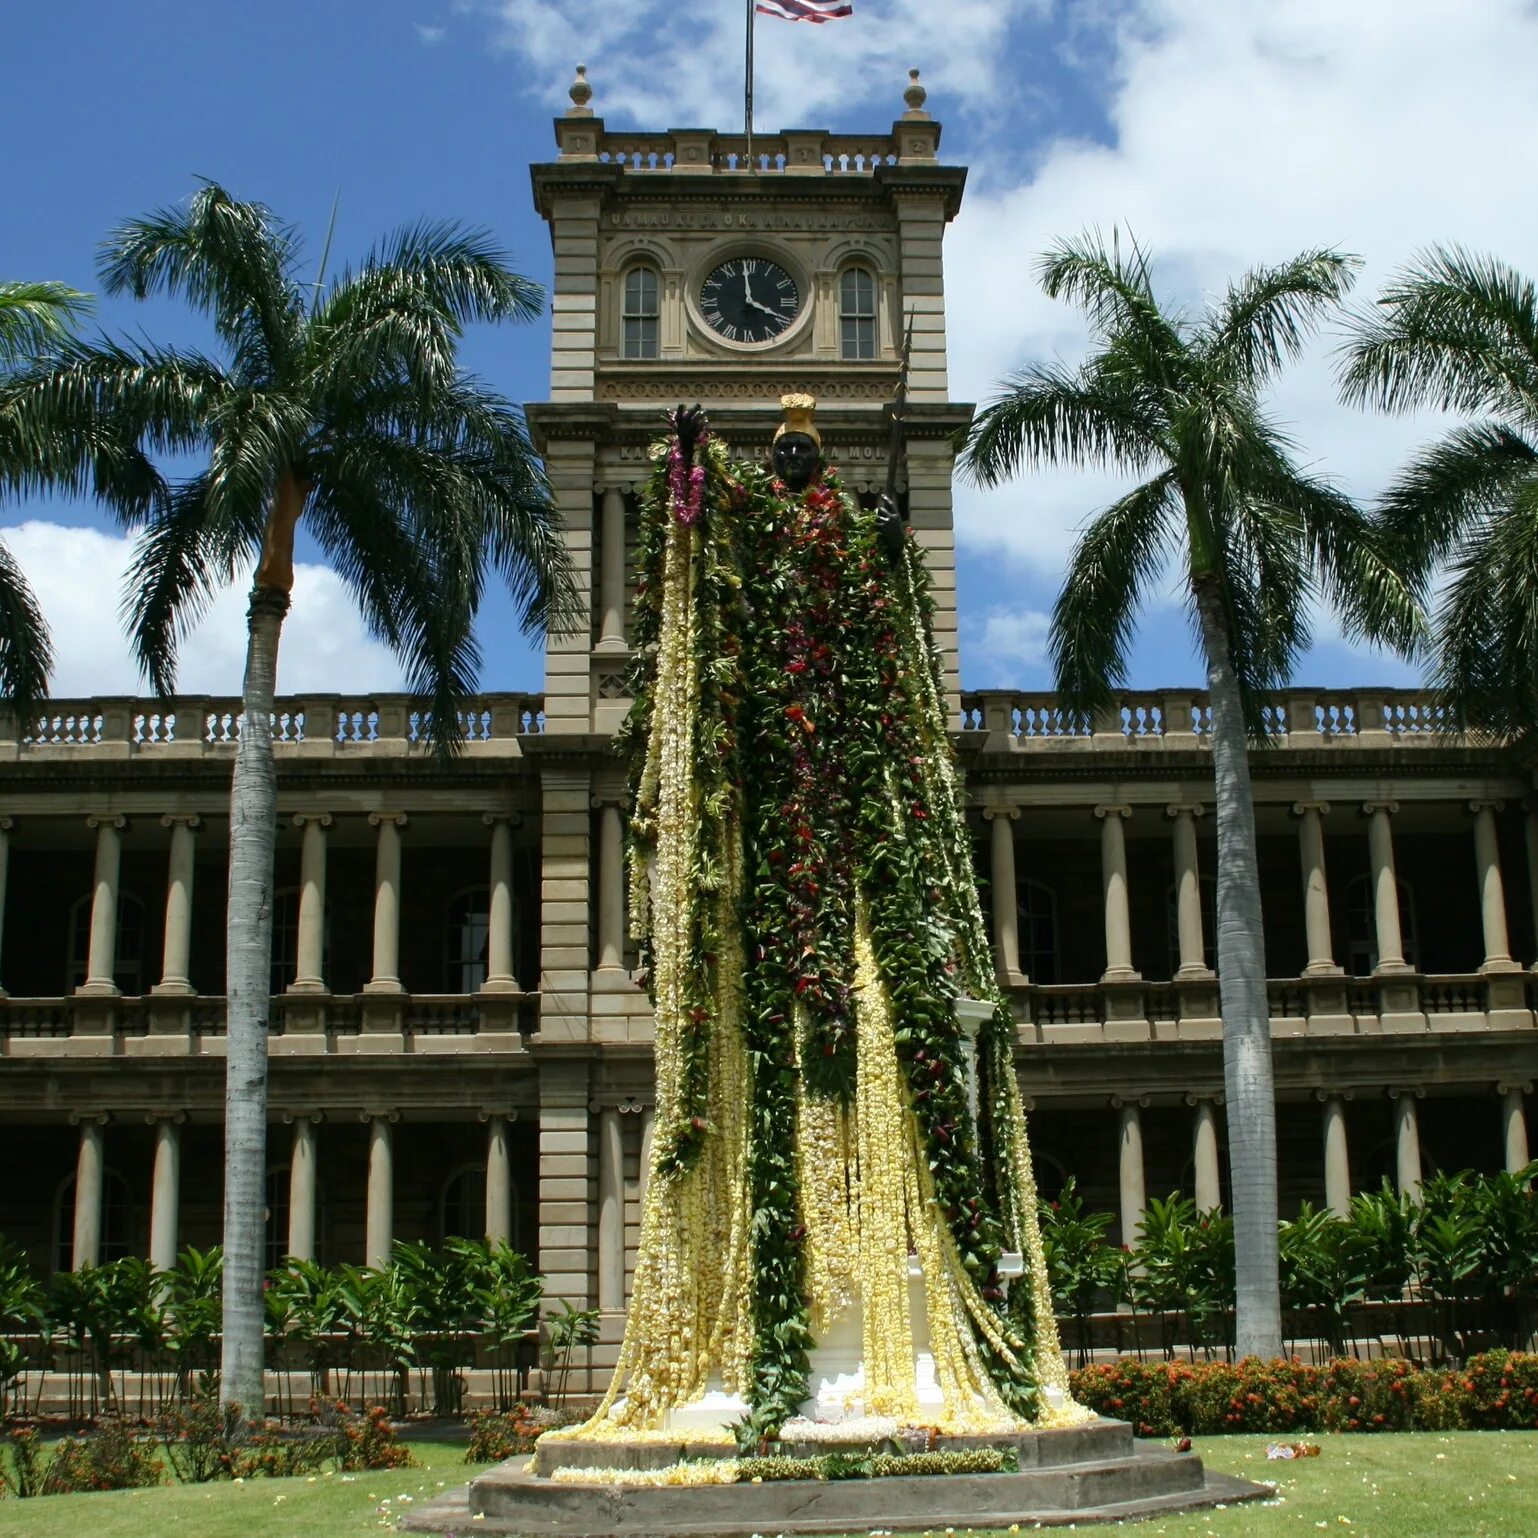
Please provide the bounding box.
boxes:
[1070,1351,1538,1435]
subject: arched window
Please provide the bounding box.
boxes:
[67,892,146,993]
[1343,875,1418,975]
[265,1164,326,1270]
[442,1163,488,1242]
[622,266,660,359]
[839,265,878,359]
[53,1169,133,1273]
[1017,879,1060,985]
[1165,874,1217,975]
[445,886,493,993]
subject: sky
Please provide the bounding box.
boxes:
[5,0,1538,701]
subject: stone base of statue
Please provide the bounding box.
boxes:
[401,1419,1268,1535]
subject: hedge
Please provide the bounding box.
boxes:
[1070,1350,1538,1436]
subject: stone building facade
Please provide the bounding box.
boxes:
[1,80,1536,1391]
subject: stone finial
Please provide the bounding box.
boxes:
[567,64,594,116]
[902,68,929,118]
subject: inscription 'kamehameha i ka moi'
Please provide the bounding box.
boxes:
[608,208,882,231]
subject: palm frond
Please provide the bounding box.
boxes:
[0,282,91,369]
[99,183,304,384]
[1048,471,1180,721]
[122,474,254,694]
[342,222,543,329]
[1203,249,1360,385]
[0,536,53,724]
[1375,422,1538,583]
[1338,245,1538,424]
[1426,484,1538,736]
[958,361,1162,487]
[1037,230,1185,375]
[6,338,229,488]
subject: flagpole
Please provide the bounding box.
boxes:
[744,0,755,168]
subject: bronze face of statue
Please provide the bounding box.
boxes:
[771,431,820,491]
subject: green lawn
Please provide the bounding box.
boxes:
[1,1432,1536,1537]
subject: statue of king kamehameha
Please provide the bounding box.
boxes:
[570,392,1084,1446]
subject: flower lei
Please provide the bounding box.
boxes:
[590,419,1081,1443]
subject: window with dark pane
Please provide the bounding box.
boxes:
[445,886,492,993]
[623,266,660,359]
[839,266,877,359]
[1017,878,1060,985]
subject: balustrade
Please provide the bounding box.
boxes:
[577,129,907,176]
[2,693,546,754]
[960,686,1463,749]
[0,988,529,1049]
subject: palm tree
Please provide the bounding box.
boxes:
[959,233,1418,1358]
[6,184,577,1410]
[1340,247,1538,737]
[0,281,91,721]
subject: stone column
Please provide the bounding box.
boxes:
[79,814,127,995]
[1469,801,1516,971]
[1363,802,1408,972]
[1188,1094,1222,1211]
[638,1104,656,1205]
[285,1113,321,1263]
[0,816,12,995]
[289,813,332,993]
[153,815,200,994]
[71,1113,107,1269]
[1096,806,1140,982]
[1499,1082,1532,1174]
[364,813,407,993]
[596,488,627,650]
[1318,1092,1352,1218]
[1293,801,1340,974]
[364,1111,398,1267]
[597,1104,625,1311]
[1114,1097,1147,1247]
[1390,1088,1424,1197]
[1168,804,1210,979]
[594,799,626,975]
[1525,801,1538,968]
[985,807,1024,983]
[484,1112,513,1243]
[482,815,520,991]
[147,1113,183,1269]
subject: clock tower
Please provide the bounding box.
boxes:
[525,65,971,735]
[522,68,973,1360]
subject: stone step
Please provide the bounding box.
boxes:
[531,1414,1135,1477]
[399,1442,1270,1537]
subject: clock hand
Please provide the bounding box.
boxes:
[745,295,782,318]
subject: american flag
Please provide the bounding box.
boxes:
[755,0,853,20]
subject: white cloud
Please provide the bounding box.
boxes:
[415,23,447,45]
[3,521,406,701]
[961,605,1053,686]
[475,0,1047,132]
[944,0,1538,574]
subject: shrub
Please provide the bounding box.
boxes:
[1174,1358,1322,1435]
[1450,1349,1538,1430]
[1069,1359,1191,1437]
[466,1403,570,1462]
[1069,1353,1538,1436]
[328,1402,415,1471]
[3,1419,161,1496]
[1321,1357,1419,1432]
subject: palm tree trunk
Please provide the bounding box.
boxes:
[1192,572,1283,1360]
[220,580,287,1412]
[218,469,306,1412]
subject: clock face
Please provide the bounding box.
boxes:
[699,256,800,344]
